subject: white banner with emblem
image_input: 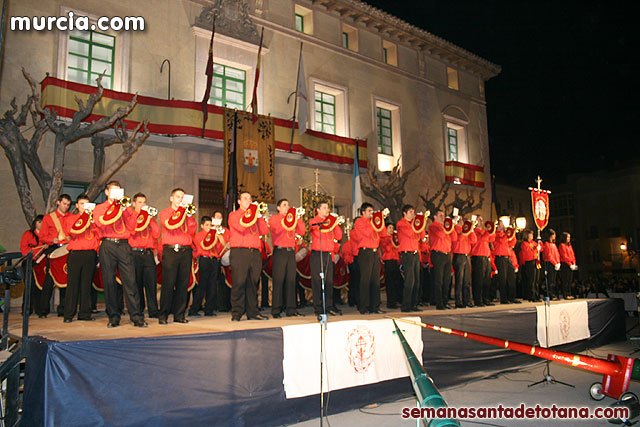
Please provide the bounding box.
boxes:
[281,317,423,399]
[536,301,590,347]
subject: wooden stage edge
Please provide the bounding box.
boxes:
[9,299,605,343]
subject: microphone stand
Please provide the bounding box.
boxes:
[529,235,574,389]
[311,221,328,426]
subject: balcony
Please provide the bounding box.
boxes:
[444,161,484,188]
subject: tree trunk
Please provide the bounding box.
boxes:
[2,144,36,225]
[46,135,67,212]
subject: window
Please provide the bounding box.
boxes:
[210,64,246,110]
[311,80,348,136]
[374,99,401,172]
[314,91,336,135]
[447,127,459,161]
[295,14,304,32]
[447,67,459,90]
[341,24,358,51]
[376,107,393,155]
[294,5,313,35]
[382,40,397,66]
[67,30,115,89]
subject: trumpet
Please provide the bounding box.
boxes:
[295,206,306,217]
[185,204,197,217]
[382,208,390,218]
[215,225,225,235]
[120,196,132,208]
[257,202,269,216]
[335,214,346,225]
[142,205,158,217]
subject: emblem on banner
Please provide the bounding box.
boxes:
[531,190,550,231]
[560,309,570,340]
[346,326,376,373]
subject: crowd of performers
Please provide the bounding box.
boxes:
[18,180,579,327]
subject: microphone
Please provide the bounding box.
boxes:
[309,222,325,228]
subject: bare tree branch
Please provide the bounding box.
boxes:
[361,158,418,223]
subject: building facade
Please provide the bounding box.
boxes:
[0,0,500,248]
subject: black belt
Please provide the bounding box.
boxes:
[495,255,509,258]
[232,247,259,252]
[163,244,191,252]
[274,246,295,252]
[360,248,378,252]
[132,247,152,253]
[400,250,418,254]
[199,255,219,260]
[432,250,450,256]
[103,237,128,244]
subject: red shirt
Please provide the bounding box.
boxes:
[471,228,495,257]
[93,201,137,240]
[129,217,160,250]
[419,240,431,266]
[379,234,400,261]
[64,214,100,251]
[228,208,269,249]
[20,230,40,255]
[509,247,519,270]
[542,242,560,264]
[428,221,457,254]
[310,215,343,252]
[351,216,381,249]
[396,218,424,252]
[559,243,576,265]
[341,239,355,264]
[452,225,477,255]
[193,230,216,258]
[269,214,306,248]
[518,240,539,265]
[159,207,197,246]
[493,231,515,256]
[40,210,70,245]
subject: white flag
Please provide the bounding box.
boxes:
[296,52,308,134]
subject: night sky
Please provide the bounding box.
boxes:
[365,1,639,187]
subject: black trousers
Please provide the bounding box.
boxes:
[34,266,54,316]
[230,248,261,318]
[559,263,573,297]
[453,254,472,306]
[507,261,517,300]
[217,266,231,311]
[358,248,381,313]
[384,260,402,308]
[431,250,451,309]
[522,260,538,300]
[421,265,432,304]
[495,256,513,303]
[159,246,192,321]
[133,249,159,317]
[310,250,334,314]
[400,252,420,311]
[271,248,297,315]
[471,256,490,305]
[348,255,360,307]
[99,240,143,323]
[544,262,558,298]
[64,250,96,320]
[191,256,219,315]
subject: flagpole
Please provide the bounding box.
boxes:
[289,42,303,153]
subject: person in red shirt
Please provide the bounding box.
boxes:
[228,192,270,321]
[419,237,431,306]
[129,193,160,318]
[558,232,577,299]
[38,193,72,318]
[20,214,45,315]
[309,200,344,317]
[493,223,517,304]
[396,204,424,312]
[541,229,562,299]
[452,218,478,308]
[62,194,99,322]
[470,216,495,307]
[93,181,146,328]
[342,231,360,307]
[210,211,230,313]
[518,230,540,302]
[428,210,458,310]
[157,187,197,324]
[269,199,306,318]
[351,202,384,315]
[190,215,217,317]
[380,223,401,309]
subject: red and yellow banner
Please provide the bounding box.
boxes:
[531,189,550,231]
[40,77,367,168]
[444,161,484,188]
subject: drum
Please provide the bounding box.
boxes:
[92,266,104,292]
[296,250,312,290]
[48,254,68,288]
[33,259,47,291]
[48,244,69,259]
[221,250,231,267]
[295,247,308,263]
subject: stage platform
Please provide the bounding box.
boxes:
[19,298,626,426]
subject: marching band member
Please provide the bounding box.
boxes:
[341,228,359,307]
[470,216,495,307]
[452,218,477,308]
[380,223,402,309]
[508,244,521,303]
[93,181,147,328]
[429,210,458,310]
[269,199,306,318]
[309,200,343,317]
[210,211,231,313]
[157,188,197,324]
[228,192,270,321]
[20,214,45,315]
[541,229,561,299]
[493,222,517,304]
[419,235,431,306]
[396,204,424,312]
[62,194,99,322]
[518,229,540,302]
[558,232,577,300]
[38,193,72,318]
[351,202,384,315]
[129,193,160,318]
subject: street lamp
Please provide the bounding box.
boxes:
[499,216,510,228]
[621,242,628,252]
[515,216,527,231]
